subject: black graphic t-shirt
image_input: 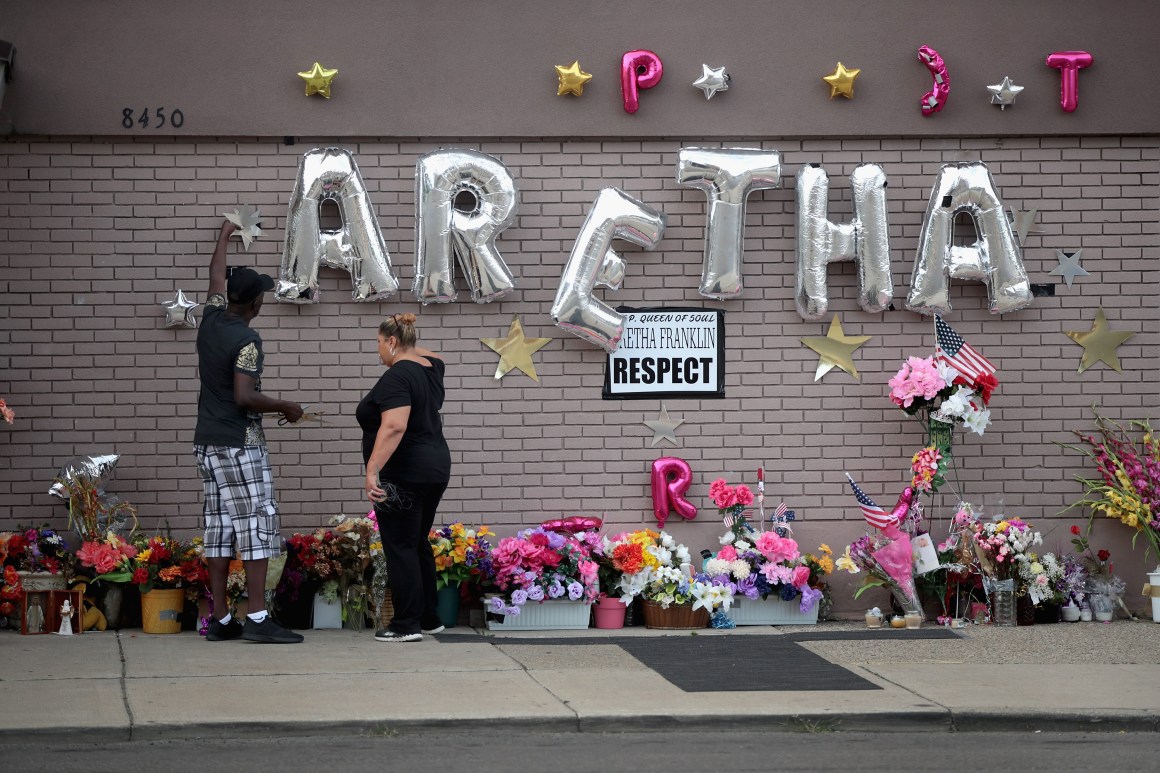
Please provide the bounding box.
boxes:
[194,295,266,448]
[356,358,451,484]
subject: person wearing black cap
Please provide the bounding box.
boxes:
[193,220,305,644]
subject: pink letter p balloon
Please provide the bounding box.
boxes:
[621,49,663,114]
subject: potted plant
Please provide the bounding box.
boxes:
[75,533,140,629]
[2,527,73,593]
[1017,551,1065,624]
[128,535,207,634]
[964,512,1043,626]
[296,515,377,630]
[609,530,732,629]
[595,529,657,629]
[428,522,495,629]
[485,525,601,630]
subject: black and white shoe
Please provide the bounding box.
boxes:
[374,628,422,642]
[421,624,445,635]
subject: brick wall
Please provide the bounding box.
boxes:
[1,136,1157,608]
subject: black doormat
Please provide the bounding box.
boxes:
[614,636,881,692]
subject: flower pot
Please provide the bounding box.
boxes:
[435,583,461,629]
[16,571,67,593]
[312,594,343,629]
[592,596,628,629]
[141,588,185,634]
[1060,604,1081,623]
[1033,602,1061,625]
[641,599,709,630]
[1147,571,1160,624]
[485,597,591,631]
[726,596,819,626]
[1016,594,1036,626]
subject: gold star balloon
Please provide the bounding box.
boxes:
[1065,308,1135,374]
[480,315,552,381]
[823,62,861,99]
[298,62,338,98]
[801,315,871,380]
[555,60,593,96]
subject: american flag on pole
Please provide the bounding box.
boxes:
[934,315,996,383]
[845,473,896,531]
[773,502,788,520]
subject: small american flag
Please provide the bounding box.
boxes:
[845,473,896,531]
[934,315,995,383]
[773,502,788,520]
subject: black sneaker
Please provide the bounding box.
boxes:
[374,628,422,642]
[242,616,304,644]
[421,624,445,635]
[206,617,244,641]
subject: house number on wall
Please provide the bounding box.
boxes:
[120,107,185,130]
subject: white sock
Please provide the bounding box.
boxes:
[247,610,268,623]
[218,613,232,624]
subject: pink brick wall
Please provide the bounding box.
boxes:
[0,136,1157,608]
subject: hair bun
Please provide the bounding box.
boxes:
[398,313,417,325]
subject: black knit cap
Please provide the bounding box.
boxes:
[226,267,275,304]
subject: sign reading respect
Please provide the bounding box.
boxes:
[602,308,725,399]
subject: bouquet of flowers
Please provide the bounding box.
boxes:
[1062,411,1160,566]
[1016,551,1064,605]
[968,515,1042,583]
[888,355,995,439]
[75,533,138,583]
[429,522,495,591]
[0,526,72,575]
[281,515,378,626]
[611,530,734,614]
[910,446,948,494]
[487,526,602,617]
[1,566,23,620]
[130,535,208,596]
[598,529,658,601]
[844,531,923,615]
[1069,524,1130,618]
[708,477,754,523]
[706,514,827,615]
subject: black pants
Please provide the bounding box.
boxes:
[375,479,448,635]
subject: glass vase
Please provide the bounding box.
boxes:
[989,578,1016,627]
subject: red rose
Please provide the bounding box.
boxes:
[132,567,149,585]
[1097,549,1110,562]
[973,373,999,405]
[1070,525,1080,536]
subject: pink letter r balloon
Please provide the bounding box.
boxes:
[621,49,663,114]
[651,457,697,528]
[1046,51,1093,112]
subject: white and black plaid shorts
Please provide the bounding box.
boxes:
[193,444,281,561]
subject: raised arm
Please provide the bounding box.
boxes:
[412,345,442,360]
[208,220,237,299]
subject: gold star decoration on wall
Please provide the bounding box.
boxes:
[480,315,552,381]
[823,62,861,99]
[298,62,338,98]
[1065,308,1135,374]
[801,315,871,380]
[554,61,593,96]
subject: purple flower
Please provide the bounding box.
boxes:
[505,604,521,616]
[527,585,545,601]
[511,589,529,606]
[736,574,760,599]
[799,586,822,613]
[489,596,507,613]
[567,581,583,600]
[547,582,565,599]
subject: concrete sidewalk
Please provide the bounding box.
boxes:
[2,620,1158,742]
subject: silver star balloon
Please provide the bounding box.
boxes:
[987,76,1024,110]
[1049,249,1090,289]
[223,205,263,251]
[644,404,685,447]
[693,64,731,100]
[161,289,199,328]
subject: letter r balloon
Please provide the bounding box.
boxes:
[550,188,666,352]
[277,147,399,303]
[677,148,781,300]
[651,457,697,529]
[413,149,518,304]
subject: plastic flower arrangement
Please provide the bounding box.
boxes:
[844,531,923,615]
[708,478,754,521]
[130,535,208,595]
[613,530,734,614]
[0,526,72,575]
[1016,551,1064,605]
[887,356,994,438]
[1069,524,1130,618]
[599,529,661,601]
[910,446,948,494]
[1062,411,1160,565]
[968,515,1042,583]
[1,566,23,619]
[488,526,602,617]
[706,514,827,615]
[428,522,495,591]
[75,533,138,582]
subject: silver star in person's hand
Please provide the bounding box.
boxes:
[223,205,263,251]
[693,64,731,100]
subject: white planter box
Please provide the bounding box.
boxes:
[725,596,820,626]
[312,595,343,629]
[485,597,591,631]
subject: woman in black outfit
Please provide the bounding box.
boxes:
[356,313,451,643]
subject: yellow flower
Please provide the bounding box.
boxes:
[995,522,1009,533]
[836,546,859,574]
[136,548,152,564]
[819,556,834,574]
[819,543,832,555]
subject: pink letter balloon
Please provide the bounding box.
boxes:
[651,457,697,529]
[916,45,950,116]
[1046,51,1093,112]
[621,50,663,114]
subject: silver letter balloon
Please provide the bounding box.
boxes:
[277,148,399,304]
[906,162,1032,316]
[677,148,781,299]
[795,163,893,320]
[413,149,518,304]
[550,188,666,352]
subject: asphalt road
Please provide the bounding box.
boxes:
[3,730,1156,772]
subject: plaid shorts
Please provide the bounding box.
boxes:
[193,444,281,561]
